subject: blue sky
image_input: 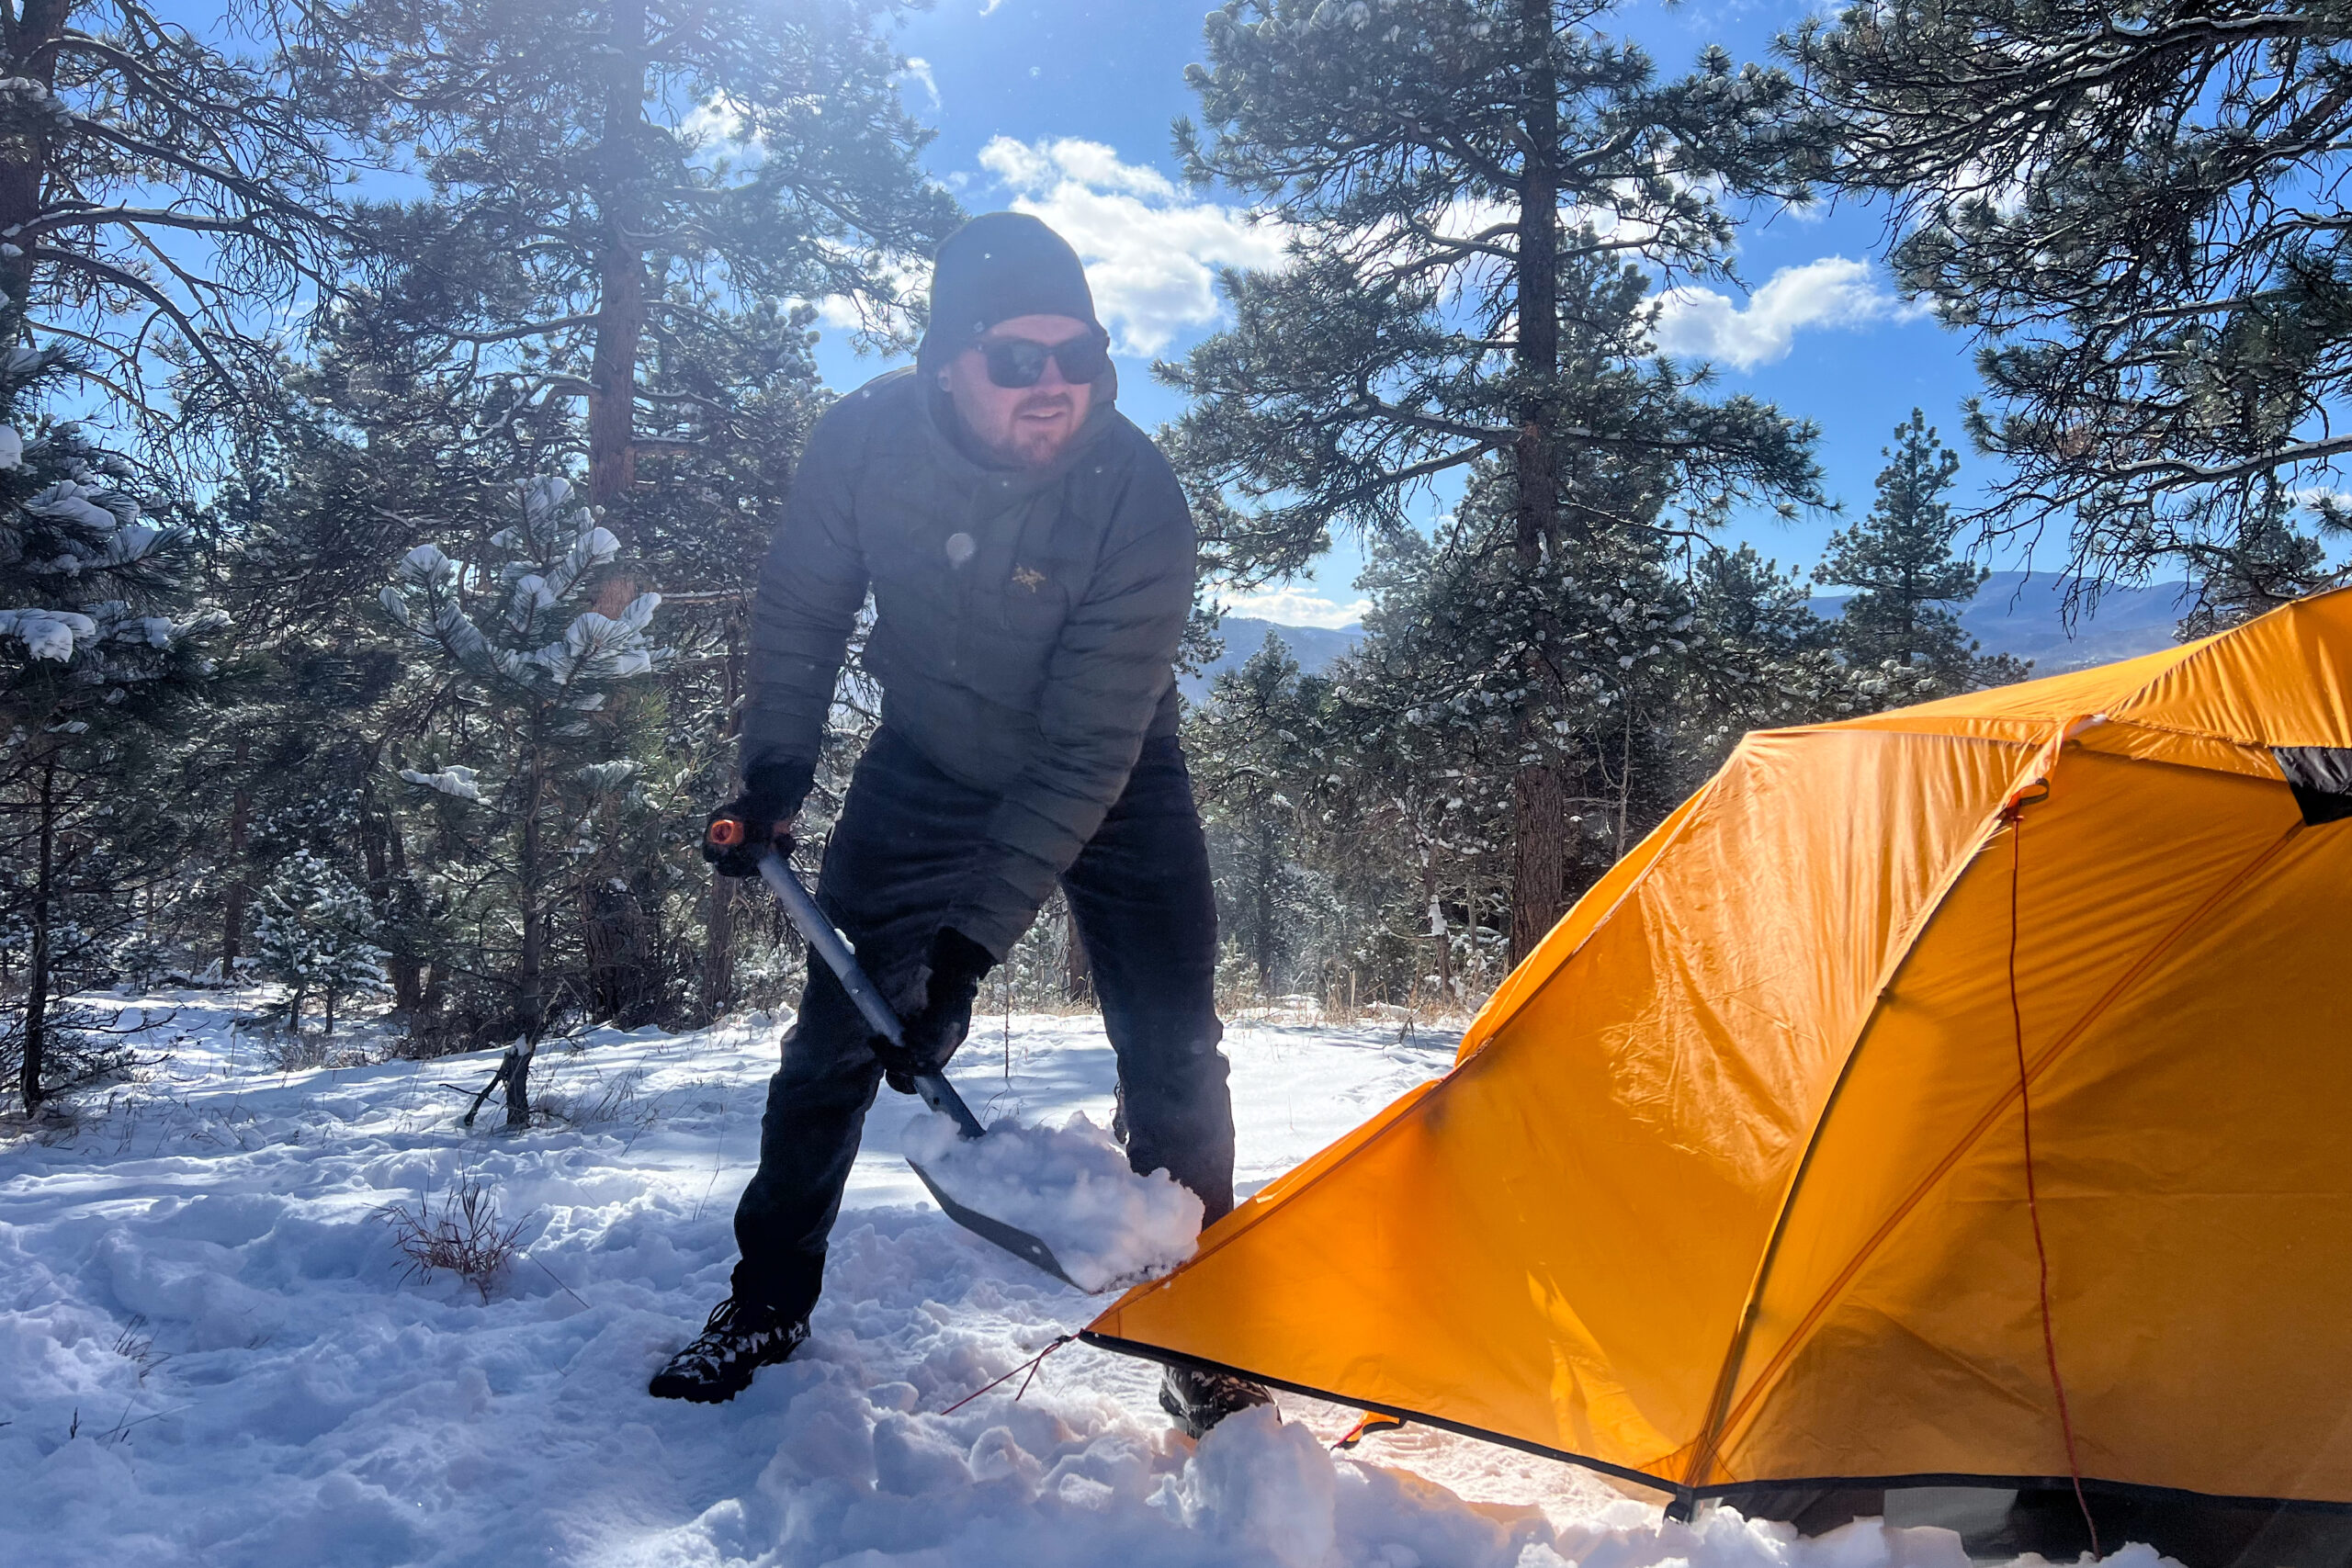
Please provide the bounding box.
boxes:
[810,0,2002,626]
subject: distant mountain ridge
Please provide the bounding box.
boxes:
[1183,616,1364,698]
[1183,573,2197,699]
[1811,570,2196,673]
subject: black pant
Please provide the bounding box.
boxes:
[729,728,1233,1318]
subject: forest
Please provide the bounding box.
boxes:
[2,0,2344,1116]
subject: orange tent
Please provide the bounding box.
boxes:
[1088,586,2352,1516]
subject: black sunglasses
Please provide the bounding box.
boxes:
[979,332,1111,389]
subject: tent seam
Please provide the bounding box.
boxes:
[2102,582,2352,734]
[1702,810,2307,1476]
[1676,739,2052,1498]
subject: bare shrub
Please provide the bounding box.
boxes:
[110,1314,170,1382]
[376,1178,526,1302]
[538,1064,650,1128]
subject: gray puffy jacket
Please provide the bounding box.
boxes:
[738,367,1195,958]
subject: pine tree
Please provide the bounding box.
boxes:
[1168,0,1823,958]
[290,0,954,536]
[1188,636,1336,994]
[1787,0,2352,594]
[0,4,344,430]
[277,0,950,1018]
[1680,542,1849,743]
[0,335,224,1110]
[379,475,669,1123]
[1818,412,2023,695]
[2177,479,2332,639]
[255,850,390,1035]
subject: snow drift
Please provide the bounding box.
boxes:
[0,995,2167,1567]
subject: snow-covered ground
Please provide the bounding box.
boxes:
[1,992,2126,1567]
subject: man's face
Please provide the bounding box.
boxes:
[937,313,1099,468]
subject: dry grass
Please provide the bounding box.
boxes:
[375,1178,526,1302]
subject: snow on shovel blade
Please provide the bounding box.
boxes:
[900,1071,1088,1288]
[899,1108,1205,1294]
[741,847,1088,1287]
[905,1156,1080,1287]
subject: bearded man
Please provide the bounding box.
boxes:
[649,212,1270,1438]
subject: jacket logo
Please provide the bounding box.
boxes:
[1012,566,1046,591]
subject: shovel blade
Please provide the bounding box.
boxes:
[906,1156,1080,1290]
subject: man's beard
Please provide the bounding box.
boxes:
[990,392,1080,467]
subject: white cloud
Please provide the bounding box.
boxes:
[681,93,759,167]
[976,136,1289,356]
[900,57,940,110]
[808,247,933,337]
[979,0,1004,12]
[1220,589,1370,630]
[1654,256,1923,371]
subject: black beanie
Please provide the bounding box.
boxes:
[916,211,1102,373]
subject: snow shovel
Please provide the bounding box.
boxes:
[705,819,1080,1288]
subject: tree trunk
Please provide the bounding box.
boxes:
[578,0,658,1000]
[221,736,251,973]
[582,881,655,1022]
[1252,818,1281,987]
[1424,854,1451,1002]
[512,726,548,1127]
[19,753,55,1110]
[1510,762,1569,964]
[1063,901,1093,1004]
[586,0,649,529]
[381,810,425,1012]
[497,1037,537,1122]
[0,0,68,305]
[699,874,736,1021]
[1509,0,1568,966]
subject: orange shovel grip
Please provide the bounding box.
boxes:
[707,817,745,848]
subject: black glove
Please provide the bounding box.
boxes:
[872,928,995,1093]
[702,761,813,878]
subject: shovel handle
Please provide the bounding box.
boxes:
[752,848,987,1141]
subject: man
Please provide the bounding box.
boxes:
[649,212,1272,1438]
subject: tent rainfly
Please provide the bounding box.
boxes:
[1087,586,2352,1522]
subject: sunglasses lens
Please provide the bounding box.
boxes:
[1055,335,1111,384]
[983,340,1049,388]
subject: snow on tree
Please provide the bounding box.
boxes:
[255,849,390,1036]
[0,337,224,1111]
[1188,636,1344,998]
[379,474,669,1124]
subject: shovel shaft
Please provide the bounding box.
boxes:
[752,849,986,1140]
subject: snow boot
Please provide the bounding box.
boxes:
[648,1296,808,1404]
[1159,1362,1274,1439]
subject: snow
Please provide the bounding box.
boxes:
[899,1107,1204,1292]
[25,479,122,531]
[2,993,2131,1567]
[399,764,483,801]
[0,604,95,659]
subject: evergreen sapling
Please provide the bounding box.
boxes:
[379,476,669,1125]
[254,849,390,1035]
